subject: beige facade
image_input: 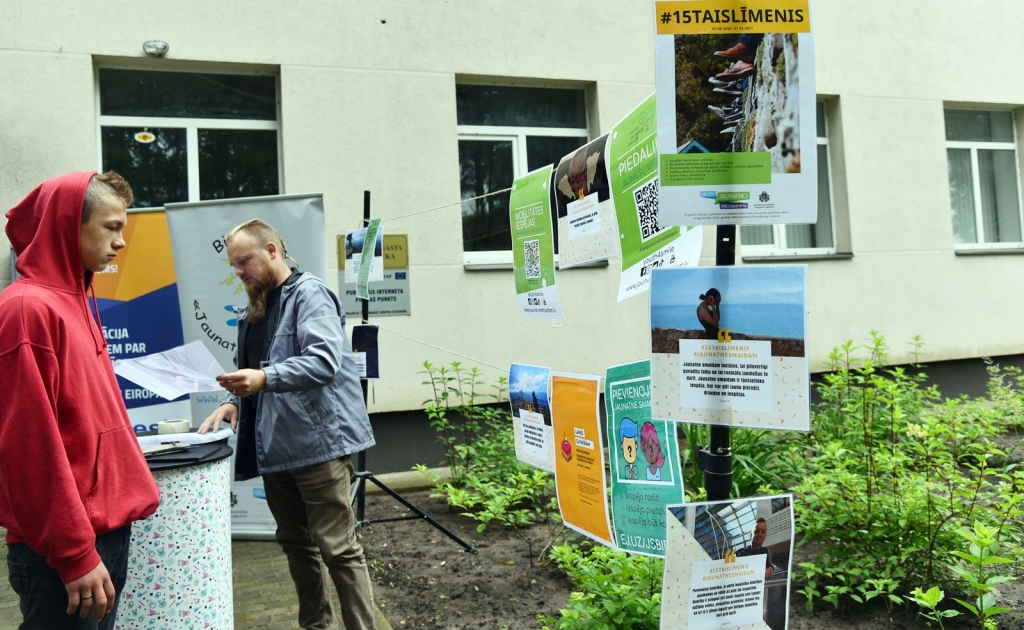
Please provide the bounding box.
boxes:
[2,1,1023,413]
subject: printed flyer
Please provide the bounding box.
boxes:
[607,94,703,301]
[344,222,384,288]
[654,0,817,226]
[512,164,569,317]
[552,134,619,268]
[510,165,564,319]
[662,495,795,630]
[356,218,383,300]
[509,363,555,472]
[605,360,685,557]
[650,266,809,430]
[550,372,614,546]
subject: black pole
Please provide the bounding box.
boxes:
[700,225,735,501]
[356,191,371,523]
[348,190,476,553]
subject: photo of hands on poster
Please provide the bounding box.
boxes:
[553,134,619,268]
[654,0,817,227]
[662,495,795,630]
[650,266,809,430]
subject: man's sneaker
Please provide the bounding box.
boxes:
[720,126,738,134]
[713,87,744,96]
[715,61,756,82]
[713,42,755,63]
[708,105,740,119]
[708,76,744,87]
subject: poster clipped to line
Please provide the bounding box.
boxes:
[351,324,379,379]
[550,372,614,547]
[338,234,411,318]
[344,221,384,291]
[607,94,703,301]
[661,495,795,630]
[650,266,809,431]
[509,363,554,472]
[654,0,817,226]
[510,165,564,319]
[356,218,383,300]
[605,360,684,557]
[553,134,619,268]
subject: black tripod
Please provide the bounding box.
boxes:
[348,190,477,554]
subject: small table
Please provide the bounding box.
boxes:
[117,441,234,629]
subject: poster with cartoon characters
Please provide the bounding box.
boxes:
[550,372,614,546]
[606,360,685,557]
[509,363,554,472]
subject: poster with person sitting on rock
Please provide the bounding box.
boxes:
[653,0,817,227]
[649,266,809,431]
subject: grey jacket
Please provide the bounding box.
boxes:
[230,272,375,476]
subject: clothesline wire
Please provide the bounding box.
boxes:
[363,321,510,374]
[361,187,512,226]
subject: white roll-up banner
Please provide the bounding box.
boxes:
[166,194,328,538]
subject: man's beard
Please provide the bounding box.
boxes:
[244,266,278,322]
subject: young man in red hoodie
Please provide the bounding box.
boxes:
[0,171,161,629]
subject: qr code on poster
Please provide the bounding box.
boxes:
[523,239,541,279]
[634,178,664,241]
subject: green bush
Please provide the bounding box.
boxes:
[789,333,1024,611]
[539,544,662,630]
[418,361,560,563]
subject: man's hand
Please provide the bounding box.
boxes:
[197,403,239,435]
[216,369,267,398]
[765,565,774,581]
[65,562,115,621]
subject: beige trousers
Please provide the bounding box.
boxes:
[263,456,376,630]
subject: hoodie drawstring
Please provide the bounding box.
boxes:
[88,284,107,354]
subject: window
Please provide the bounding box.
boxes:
[457,85,588,264]
[944,109,1023,247]
[97,68,281,208]
[741,101,835,254]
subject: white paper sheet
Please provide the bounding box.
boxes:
[113,340,228,401]
[136,427,235,447]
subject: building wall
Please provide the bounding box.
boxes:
[2,0,1024,417]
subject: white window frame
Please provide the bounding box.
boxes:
[945,110,1024,251]
[458,122,589,268]
[741,102,836,257]
[94,66,283,207]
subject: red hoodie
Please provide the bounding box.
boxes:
[0,171,160,583]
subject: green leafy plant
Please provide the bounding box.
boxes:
[418,360,561,562]
[539,544,662,629]
[948,520,1017,629]
[910,586,960,630]
[788,333,1024,611]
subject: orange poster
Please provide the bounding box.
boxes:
[551,373,614,547]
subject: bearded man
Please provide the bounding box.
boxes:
[198,219,377,630]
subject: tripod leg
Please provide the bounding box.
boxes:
[364,474,478,555]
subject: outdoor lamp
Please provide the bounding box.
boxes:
[143,41,169,57]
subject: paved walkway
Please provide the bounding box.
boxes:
[0,471,437,629]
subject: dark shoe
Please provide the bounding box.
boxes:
[708,76,744,87]
[714,42,755,63]
[708,105,740,119]
[715,61,755,82]
[713,86,744,96]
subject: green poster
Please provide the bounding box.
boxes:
[509,165,563,319]
[607,95,702,301]
[605,359,685,557]
[356,218,382,300]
